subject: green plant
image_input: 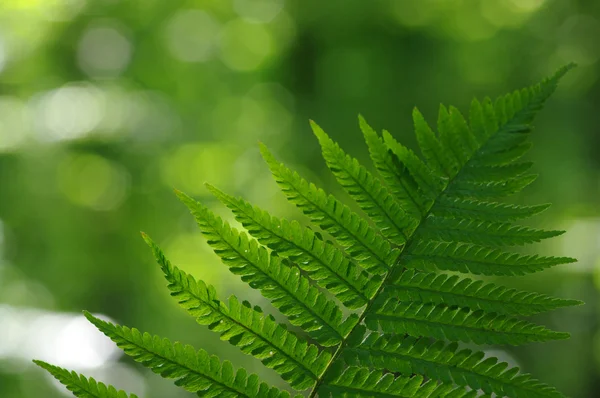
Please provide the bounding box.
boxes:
[35,64,582,398]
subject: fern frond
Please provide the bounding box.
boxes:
[414,216,563,247]
[84,313,299,398]
[344,327,565,398]
[412,107,457,178]
[176,190,357,346]
[437,104,477,169]
[260,143,399,274]
[361,116,432,217]
[33,361,138,398]
[142,233,329,389]
[311,120,415,243]
[386,269,582,316]
[365,300,569,345]
[470,64,575,168]
[471,141,532,167]
[320,362,472,398]
[457,162,533,183]
[382,130,444,203]
[206,184,381,309]
[445,173,538,200]
[432,197,551,223]
[404,241,576,276]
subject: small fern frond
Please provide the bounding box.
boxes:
[84,313,299,398]
[414,216,564,247]
[445,173,538,200]
[176,190,358,346]
[404,241,576,276]
[205,184,381,309]
[361,115,427,218]
[412,107,458,179]
[142,233,330,389]
[456,162,533,183]
[386,269,582,316]
[33,361,138,398]
[311,120,416,243]
[260,143,399,274]
[344,327,565,398]
[365,300,569,345]
[471,141,532,167]
[383,130,444,201]
[433,197,551,223]
[320,362,472,398]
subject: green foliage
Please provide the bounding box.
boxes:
[35,65,581,398]
[33,361,138,398]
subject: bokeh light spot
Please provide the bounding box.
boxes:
[557,15,600,66]
[164,9,220,63]
[40,0,86,22]
[0,97,28,151]
[219,19,274,71]
[0,37,7,75]
[390,1,436,27]
[160,143,237,195]
[164,232,223,284]
[506,0,546,13]
[77,23,132,78]
[233,0,284,23]
[125,91,179,139]
[57,153,129,211]
[33,83,105,142]
[0,306,120,369]
[446,7,498,41]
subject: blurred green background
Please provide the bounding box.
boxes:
[0,0,598,397]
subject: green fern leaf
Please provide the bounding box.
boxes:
[414,216,564,247]
[206,184,381,309]
[84,313,300,398]
[457,162,533,183]
[311,120,415,243]
[259,143,399,274]
[142,233,330,389]
[344,327,565,398]
[176,190,358,346]
[412,107,457,178]
[436,104,476,169]
[445,173,538,200]
[404,241,576,276]
[361,115,434,217]
[33,361,138,398]
[433,197,551,223]
[471,140,533,167]
[365,300,569,345]
[320,362,474,398]
[382,129,444,203]
[385,269,582,316]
